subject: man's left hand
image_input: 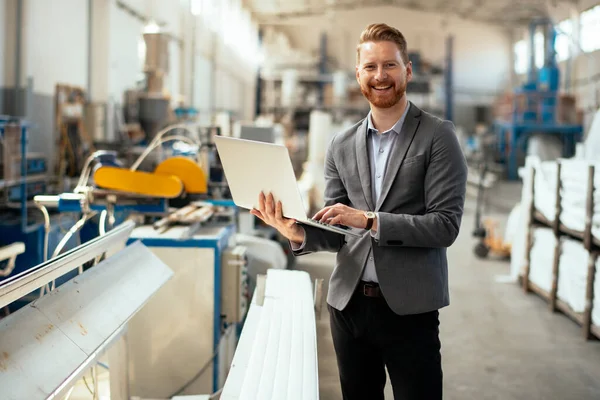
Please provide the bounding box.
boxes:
[312,203,367,229]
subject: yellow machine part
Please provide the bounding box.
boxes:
[94,166,184,198]
[154,157,208,194]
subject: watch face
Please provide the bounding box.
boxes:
[365,212,375,218]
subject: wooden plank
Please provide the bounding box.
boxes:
[555,299,584,326]
[523,167,536,293]
[590,324,600,340]
[533,210,552,228]
[549,236,561,311]
[584,165,595,250]
[527,281,550,302]
[582,252,597,340]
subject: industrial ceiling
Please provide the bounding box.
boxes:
[248,0,579,27]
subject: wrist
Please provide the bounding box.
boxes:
[289,225,305,244]
[371,214,378,232]
[364,211,376,230]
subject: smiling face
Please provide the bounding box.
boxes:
[356,40,412,109]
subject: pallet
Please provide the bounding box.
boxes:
[522,162,600,341]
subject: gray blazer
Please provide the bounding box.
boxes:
[292,102,468,315]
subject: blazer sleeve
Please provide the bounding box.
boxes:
[290,137,347,255]
[376,120,467,248]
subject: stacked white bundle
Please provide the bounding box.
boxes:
[221,269,318,400]
[529,227,556,292]
[559,159,600,239]
[557,237,590,313]
[527,156,600,242]
[530,158,558,222]
[593,257,600,326]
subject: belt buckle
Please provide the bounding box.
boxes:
[363,282,376,297]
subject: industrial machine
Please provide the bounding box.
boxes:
[0,223,319,399]
[122,31,171,145]
[494,18,583,180]
[0,118,81,301]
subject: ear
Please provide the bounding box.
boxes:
[355,65,360,84]
[405,60,413,82]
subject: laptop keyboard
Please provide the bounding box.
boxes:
[309,219,349,230]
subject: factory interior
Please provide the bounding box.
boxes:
[2,0,600,399]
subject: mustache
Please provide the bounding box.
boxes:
[368,81,394,87]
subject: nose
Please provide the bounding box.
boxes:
[375,65,387,81]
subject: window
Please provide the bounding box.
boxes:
[514,40,527,74]
[190,0,201,16]
[555,19,572,61]
[581,5,600,53]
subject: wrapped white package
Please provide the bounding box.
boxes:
[593,257,600,327]
[557,238,589,313]
[529,227,557,293]
[583,107,600,161]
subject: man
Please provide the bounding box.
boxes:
[250,23,467,400]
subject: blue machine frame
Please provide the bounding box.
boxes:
[494,18,583,180]
[0,118,81,289]
[126,223,236,393]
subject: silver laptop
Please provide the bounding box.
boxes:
[214,136,362,237]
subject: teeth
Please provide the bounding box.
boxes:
[374,86,391,90]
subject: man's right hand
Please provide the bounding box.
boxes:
[250,192,305,245]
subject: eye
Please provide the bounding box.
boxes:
[386,63,397,68]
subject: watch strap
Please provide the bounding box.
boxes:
[365,214,374,230]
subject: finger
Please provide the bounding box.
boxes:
[320,208,337,223]
[250,208,265,222]
[266,192,275,216]
[313,206,330,220]
[258,192,266,212]
[330,215,343,225]
[276,200,284,220]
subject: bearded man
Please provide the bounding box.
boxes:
[251,23,468,400]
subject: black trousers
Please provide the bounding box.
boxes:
[328,284,443,400]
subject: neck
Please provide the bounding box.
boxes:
[370,95,408,132]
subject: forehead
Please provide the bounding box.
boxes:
[358,41,402,64]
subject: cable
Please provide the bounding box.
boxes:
[130,123,201,171]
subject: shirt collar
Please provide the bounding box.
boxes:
[367,101,411,136]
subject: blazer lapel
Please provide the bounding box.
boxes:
[375,103,421,211]
[355,118,374,210]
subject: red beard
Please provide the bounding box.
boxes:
[360,79,406,108]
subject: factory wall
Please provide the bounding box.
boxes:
[265,6,511,132]
[272,6,512,102]
[0,0,260,174]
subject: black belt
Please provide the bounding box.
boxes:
[357,281,382,298]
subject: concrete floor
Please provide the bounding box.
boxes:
[294,183,600,400]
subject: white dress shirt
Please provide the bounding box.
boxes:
[361,102,410,282]
[291,102,411,283]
